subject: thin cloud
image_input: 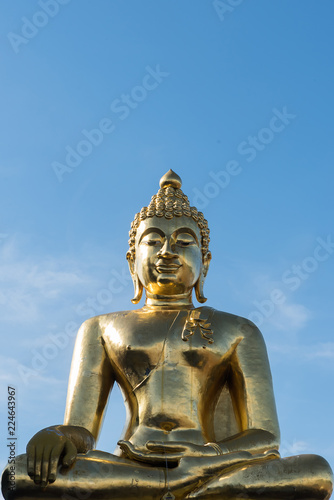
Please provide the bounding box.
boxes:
[0,355,66,403]
[269,342,334,361]
[235,262,314,333]
[306,343,334,359]
[269,302,312,332]
[0,237,96,323]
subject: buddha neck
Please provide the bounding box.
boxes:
[144,291,194,309]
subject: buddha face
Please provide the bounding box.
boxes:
[133,216,209,298]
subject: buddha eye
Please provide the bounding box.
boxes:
[140,233,163,246]
[146,240,162,246]
[175,233,197,247]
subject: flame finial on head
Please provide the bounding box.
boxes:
[159,169,182,189]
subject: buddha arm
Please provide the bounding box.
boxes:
[25,318,115,486]
[220,323,280,454]
[63,317,115,442]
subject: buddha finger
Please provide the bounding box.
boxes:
[117,440,138,457]
[62,440,77,467]
[48,445,63,483]
[142,452,182,464]
[118,441,145,460]
[32,446,44,484]
[26,443,36,479]
[146,441,187,453]
[119,441,180,464]
[132,450,182,464]
[40,447,52,487]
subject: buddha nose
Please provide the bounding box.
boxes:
[158,238,177,259]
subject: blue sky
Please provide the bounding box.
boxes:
[1,0,334,489]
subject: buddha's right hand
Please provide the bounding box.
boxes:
[26,426,77,487]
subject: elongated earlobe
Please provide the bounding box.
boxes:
[195,274,207,303]
[126,251,143,304]
[131,275,143,304]
[195,251,211,303]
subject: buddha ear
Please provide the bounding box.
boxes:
[195,252,212,304]
[130,276,143,304]
[126,252,143,304]
[203,251,211,277]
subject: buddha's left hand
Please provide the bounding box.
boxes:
[118,440,235,464]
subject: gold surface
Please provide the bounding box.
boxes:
[2,170,333,500]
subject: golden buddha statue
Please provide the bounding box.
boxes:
[2,170,333,500]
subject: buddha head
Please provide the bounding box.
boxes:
[126,170,212,304]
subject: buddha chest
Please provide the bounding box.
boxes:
[102,307,238,396]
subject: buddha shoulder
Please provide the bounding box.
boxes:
[75,310,138,340]
[74,308,263,348]
[205,307,264,343]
